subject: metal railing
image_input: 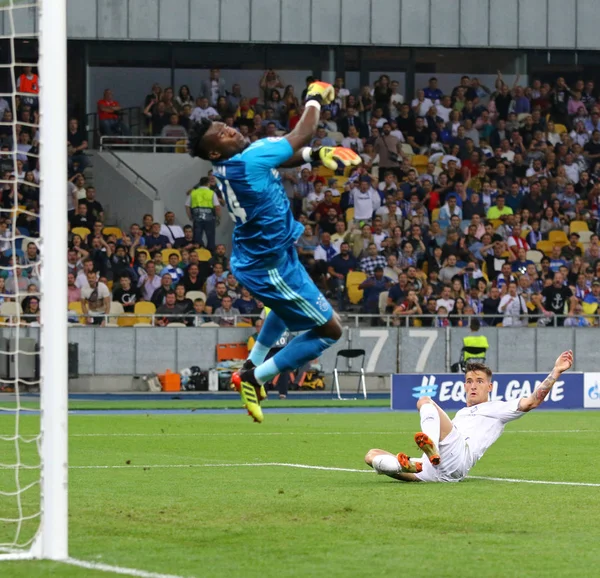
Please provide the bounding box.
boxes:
[59,312,600,328]
[102,149,160,201]
[99,135,186,153]
[85,106,143,148]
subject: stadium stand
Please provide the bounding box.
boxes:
[5,65,600,329]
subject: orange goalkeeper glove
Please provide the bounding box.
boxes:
[317,146,363,171]
[305,81,335,105]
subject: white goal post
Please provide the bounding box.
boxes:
[0,0,68,562]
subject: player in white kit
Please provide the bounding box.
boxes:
[365,350,573,482]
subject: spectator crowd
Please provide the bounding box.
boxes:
[66,69,600,327]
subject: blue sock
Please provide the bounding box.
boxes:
[248,312,288,367]
[254,329,337,384]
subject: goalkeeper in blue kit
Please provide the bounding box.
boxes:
[188,81,361,422]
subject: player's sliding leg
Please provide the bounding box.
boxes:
[414,397,454,465]
[415,397,442,465]
[364,449,419,482]
[397,453,423,474]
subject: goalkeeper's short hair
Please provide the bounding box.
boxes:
[188,119,212,160]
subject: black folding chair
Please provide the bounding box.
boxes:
[331,348,367,400]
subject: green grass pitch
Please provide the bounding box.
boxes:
[1,409,599,577]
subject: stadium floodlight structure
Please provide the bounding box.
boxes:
[0,0,68,562]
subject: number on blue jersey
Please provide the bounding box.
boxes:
[221,177,248,224]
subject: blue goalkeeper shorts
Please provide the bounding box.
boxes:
[231,246,333,332]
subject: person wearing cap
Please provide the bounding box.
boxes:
[583,281,600,306]
[560,232,583,262]
[564,302,592,327]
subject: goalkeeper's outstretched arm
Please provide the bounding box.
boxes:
[518,350,573,412]
[280,81,335,166]
[280,81,362,170]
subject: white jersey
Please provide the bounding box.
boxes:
[452,399,524,467]
[416,399,524,483]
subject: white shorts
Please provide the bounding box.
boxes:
[415,426,472,483]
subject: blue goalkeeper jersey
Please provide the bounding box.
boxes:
[212,137,304,270]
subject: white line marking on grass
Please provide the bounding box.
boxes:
[71,462,372,473]
[64,557,187,578]
[69,462,600,486]
[69,429,594,438]
[468,476,600,487]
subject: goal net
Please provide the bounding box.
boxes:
[0,0,67,561]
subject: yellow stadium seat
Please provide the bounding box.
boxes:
[345,207,355,224]
[118,314,137,327]
[569,221,589,234]
[103,226,123,239]
[347,271,367,305]
[489,219,503,230]
[162,248,182,263]
[535,240,554,256]
[431,208,440,223]
[72,227,90,239]
[548,230,568,246]
[68,301,85,324]
[555,124,567,134]
[134,301,156,324]
[411,155,429,172]
[175,139,187,153]
[196,248,212,261]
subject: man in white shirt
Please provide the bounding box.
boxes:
[498,281,527,326]
[81,271,111,326]
[411,90,433,118]
[389,80,405,119]
[435,285,455,313]
[436,95,453,123]
[303,181,325,214]
[190,97,219,122]
[563,154,580,184]
[365,350,573,482]
[349,178,381,222]
[341,125,364,153]
[159,211,185,245]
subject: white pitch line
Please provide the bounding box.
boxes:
[71,462,371,474]
[64,557,187,578]
[68,461,600,486]
[66,429,595,438]
[468,475,600,487]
